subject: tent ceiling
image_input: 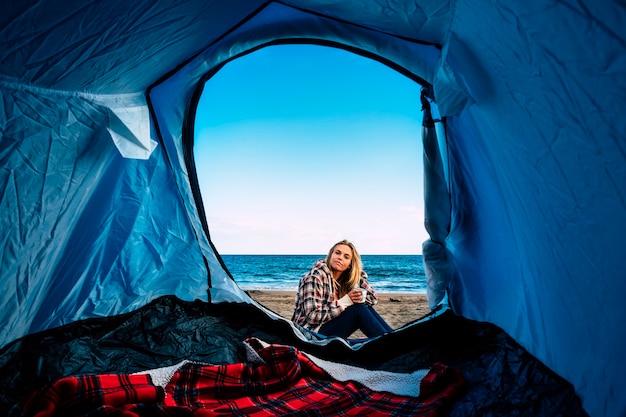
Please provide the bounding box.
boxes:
[0,1,263,93]
[0,0,450,94]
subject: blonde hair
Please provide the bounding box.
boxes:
[326,239,363,297]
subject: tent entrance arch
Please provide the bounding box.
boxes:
[149,17,448,300]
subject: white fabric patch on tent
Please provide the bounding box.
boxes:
[107,105,157,160]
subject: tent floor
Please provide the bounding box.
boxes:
[0,295,588,416]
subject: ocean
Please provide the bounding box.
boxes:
[221,254,426,294]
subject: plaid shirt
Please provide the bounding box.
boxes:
[291,259,378,332]
[13,339,465,417]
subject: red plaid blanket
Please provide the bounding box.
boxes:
[13,341,464,416]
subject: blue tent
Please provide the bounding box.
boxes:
[1,1,624,416]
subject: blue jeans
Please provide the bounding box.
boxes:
[319,303,393,338]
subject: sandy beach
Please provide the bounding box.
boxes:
[247,290,430,336]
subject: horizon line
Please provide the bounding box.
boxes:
[219,253,423,256]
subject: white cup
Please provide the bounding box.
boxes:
[355,287,366,302]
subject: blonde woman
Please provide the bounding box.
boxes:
[291,240,392,338]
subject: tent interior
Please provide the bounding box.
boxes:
[1,1,624,416]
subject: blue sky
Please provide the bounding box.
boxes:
[194,44,426,255]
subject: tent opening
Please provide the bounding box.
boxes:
[193,43,427,318]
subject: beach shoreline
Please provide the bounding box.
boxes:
[246,290,430,333]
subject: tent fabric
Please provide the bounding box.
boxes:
[0,1,624,417]
[421,87,454,309]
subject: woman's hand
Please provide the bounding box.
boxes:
[348,288,366,303]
